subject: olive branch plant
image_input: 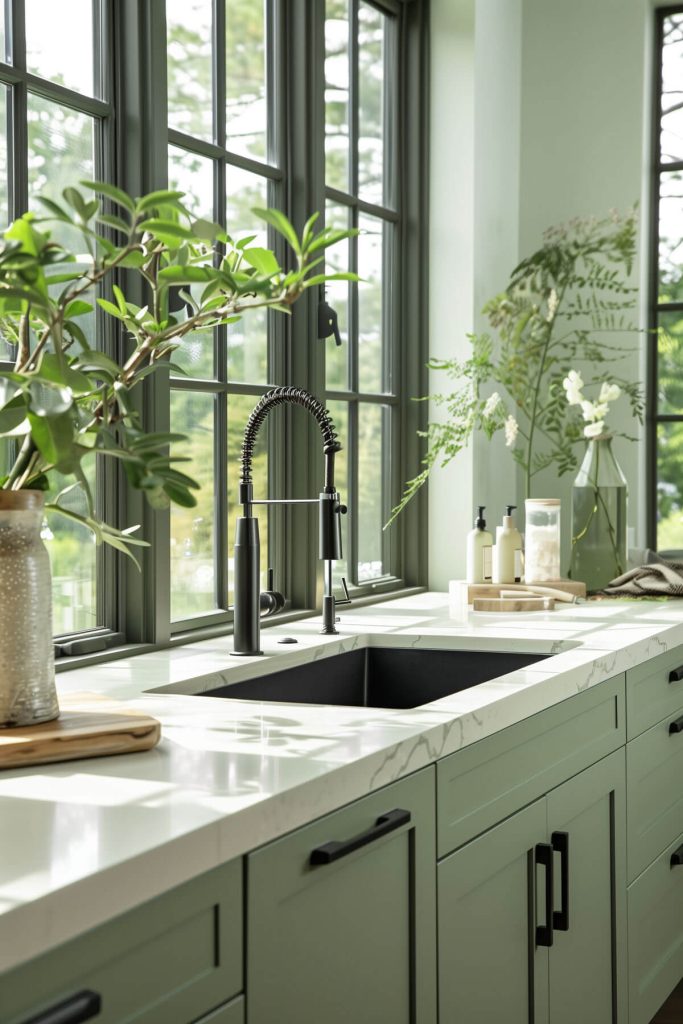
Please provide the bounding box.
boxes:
[389,209,644,524]
[0,180,356,562]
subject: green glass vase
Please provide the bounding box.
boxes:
[569,435,627,592]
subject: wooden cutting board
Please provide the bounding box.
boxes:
[0,695,161,769]
[467,579,586,600]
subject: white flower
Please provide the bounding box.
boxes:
[599,382,621,403]
[584,421,605,439]
[483,391,501,418]
[504,415,519,447]
[546,289,559,322]
[562,369,584,405]
[581,400,609,422]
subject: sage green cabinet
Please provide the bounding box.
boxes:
[438,749,626,1024]
[246,766,437,1024]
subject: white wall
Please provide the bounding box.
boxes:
[428,0,651,588]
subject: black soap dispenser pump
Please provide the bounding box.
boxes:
[466,506,493,583]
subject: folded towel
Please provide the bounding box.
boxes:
[603,560,683,597]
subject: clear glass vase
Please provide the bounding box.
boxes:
[0,490,59,726]
[569,435,627,593]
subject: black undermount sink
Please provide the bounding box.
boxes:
[200,647,549,710]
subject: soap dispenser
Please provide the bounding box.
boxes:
[493,505,523,584]
[466,506,493,584]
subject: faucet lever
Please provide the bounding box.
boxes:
[259,566,285,618]
[336,577,352,606]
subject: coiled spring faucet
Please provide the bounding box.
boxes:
[232,387,350,656]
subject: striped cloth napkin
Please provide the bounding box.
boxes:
[603,560,683,597]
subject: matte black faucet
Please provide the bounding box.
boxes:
[231,387,350,656]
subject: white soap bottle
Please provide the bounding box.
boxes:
[493,505,522,584]
[466,506,493,584]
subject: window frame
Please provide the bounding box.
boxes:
[4,0,429,662]
[648,6,683,549]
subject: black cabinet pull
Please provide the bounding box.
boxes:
[551,831,570,931]
[671,844,683,867]
[21,990,101,1024]
[669,665,683,683]
[669,715,683,734]
[310,808,411,865]
[535,843,554,947]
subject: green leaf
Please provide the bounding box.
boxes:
[38,352,93,395]
[157,265,211,285]
[64,299,94,319]
[62,187,88,218]
[241,247,281,277]
[81,179,135,214]
[35,196,71,221]
[97,213,130,234]
[142,219,195,240]
[0,392,27,433]
[252,207,301,254]
[28,408,79,473]
[302,272,359,288]
[73,349,120,378]
[96,297,126,320]
[136,190,185,212]
[306,227,358,257]
[112,283,127,313]
[163,481,198,507]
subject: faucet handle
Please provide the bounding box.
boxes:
[336,577,352,606]
[260,567,285,617]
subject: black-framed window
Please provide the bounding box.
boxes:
[650,8,683,550]
[0,0,115,641]
[0,0,428,657]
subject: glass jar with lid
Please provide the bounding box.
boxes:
[524,499,561,582]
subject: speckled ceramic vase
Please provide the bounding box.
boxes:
[0,490,58,727]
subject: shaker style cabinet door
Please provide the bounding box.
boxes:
[438,797,550,1024]
[546,749,627,1024]
[246,767,437,1024]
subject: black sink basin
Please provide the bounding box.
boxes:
[200,646,549,709]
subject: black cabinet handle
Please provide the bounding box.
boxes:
[21,991,101,1024]
[671,844,683,867]
[310,808,411,865]
[669,665,683,682]
[551,831,570,931]
[535,843,554,947]
[669,715,683,734]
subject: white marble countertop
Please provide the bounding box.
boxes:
[2,591,683,972]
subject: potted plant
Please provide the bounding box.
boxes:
[0,181,354,726]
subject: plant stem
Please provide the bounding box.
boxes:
[524,285,567,498]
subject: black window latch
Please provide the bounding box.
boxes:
[318,290,342,347]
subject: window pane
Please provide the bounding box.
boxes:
[228,392,269,605]
[326,399,349,588]
[657,312,683,414]
[657,421,683,551]
[325,0,350,192]
[357,403,385,582]
[0,86,8,230]
[169,147,215,378]
[28,94,95,252]
[358,2,386,205]
[226,167,269,382]
[658,170,683,303]
[357,213,386,393]
[45,466,98,635]
[170,390,217,620]
[167,0,213,141]
[25,0,94,96]
[325,202,351,390]
[661,15,683,164]
[226,0,268,161]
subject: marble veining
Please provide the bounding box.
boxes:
[1,592,683,972]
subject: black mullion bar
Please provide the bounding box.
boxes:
[349,0,359,199]
[170,377,225,393]
[325,184,398,222]
[656,301,683,312]
[648,9,668,547]
[654,414,683,423]
[212,0,229,611]
[657,160,683,172]
[8,0,26,218]
[326,388,397,404]
[168,126,283,179]
[21,73,111,116]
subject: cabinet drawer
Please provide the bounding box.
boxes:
[627,705,683,881]
[437,674,624,857]
[628,829,683,1024]
[627,644,683,739]
[247,767,437,1024]
[3,858,243,1024]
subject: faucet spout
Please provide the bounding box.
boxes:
[232,387,349,657]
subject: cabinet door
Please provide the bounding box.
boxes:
[438,798,549,1024]
[546,749,626,1024]
[247,767,436,1024]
